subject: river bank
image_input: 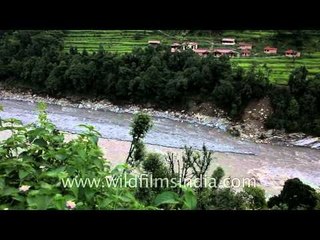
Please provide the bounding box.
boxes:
[1,85,320,150]
[1,97,320,196]
[0,85,231,130]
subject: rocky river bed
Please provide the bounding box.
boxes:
[1,86,319,149]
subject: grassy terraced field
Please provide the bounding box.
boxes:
[64,30,170,53]
[63,30,222,53]
[64,30,320,84]
[231,56,320,84]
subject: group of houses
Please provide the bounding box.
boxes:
[169,39,253,58]
[147,39,301,58]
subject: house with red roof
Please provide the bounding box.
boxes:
[193,48,210,56]
[213,48,238,57]
[241,49,251,57]
[238,42,252,50]
[264,46,277,54]
[285,49,301,57]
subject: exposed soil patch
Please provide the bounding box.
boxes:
[239,97,274,141]
[226,97,320,149]
[242,97,273,128]
[187,100,226,118]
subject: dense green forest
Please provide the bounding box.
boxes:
[1,30,320,136]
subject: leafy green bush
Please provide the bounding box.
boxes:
[208,188,248,210]
[142,153,170,179]
[243,186,267,210]
[267,178,318,210]
[126,111,153,166]
[0,104,150,210]
[0,104,201,210]
[135,153,172,205]
[153,185,197,210]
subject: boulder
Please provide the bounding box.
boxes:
[258,133,267,140]
[288,133,306,139]
[293,137,319,147]
[228,125,241,137]
[265,129,274,138]
[311,142,320,149]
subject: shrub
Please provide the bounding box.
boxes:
[267,178,318,210]
[0,103,150,210]
[243,186,267,210]
[126,111,153,166]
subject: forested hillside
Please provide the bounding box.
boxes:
[64,30,320,84]
[1,30,320,136]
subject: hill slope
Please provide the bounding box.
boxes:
[63,30,320,84]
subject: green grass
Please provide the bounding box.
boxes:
[231,54,320,84]
[63,30,320,85]
[64,30,227,53]
[64,30,174,53]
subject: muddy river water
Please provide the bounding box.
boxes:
[1,99,319,196]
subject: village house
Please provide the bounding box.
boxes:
[241,49,250,57]
[264,46,277,54]
[170,42,181,52]
[221,38,236,45]
[238,42,252,50]
[182,42,198,50]
[193,48,210,56]
[285,49,301,57]
[148,40,161,47]
[213,48,238,57]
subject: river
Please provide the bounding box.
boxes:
[1,99,319,196]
